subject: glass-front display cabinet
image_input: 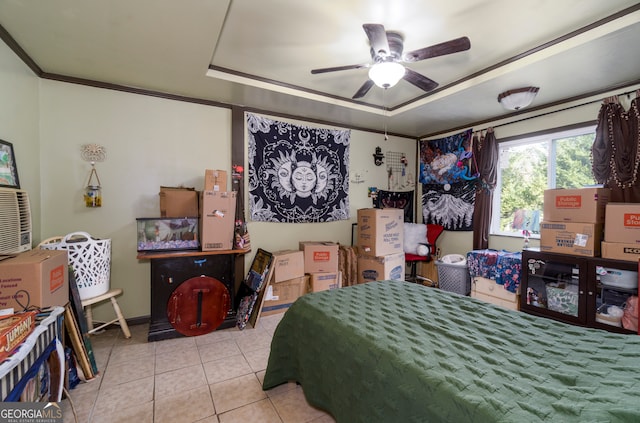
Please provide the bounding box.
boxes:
[521,249,638,333]
[587,257,638,334]
[521,249,587,326]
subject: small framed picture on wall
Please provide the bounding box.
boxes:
[0,139,20,189]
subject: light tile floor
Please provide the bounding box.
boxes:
[60,314,336,423]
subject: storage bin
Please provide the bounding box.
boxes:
[436,259,471,295]
[598,267,638,290]
[40,232,111,300]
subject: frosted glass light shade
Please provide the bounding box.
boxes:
[497,87,540,110]
[369,62,406,88]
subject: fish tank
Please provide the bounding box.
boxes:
[136,217,199,251]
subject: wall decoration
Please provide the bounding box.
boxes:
[385,151,414,190]
[422,182,475,231]
[247,113,350,223]
[0,139,20,189]
[419,129,476,184]
[374,190,414,222]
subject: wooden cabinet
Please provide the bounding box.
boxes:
[521,249,637,334]
[137,249,248,342]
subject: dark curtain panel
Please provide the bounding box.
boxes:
[592,91,640,202]
[472,129,498,249]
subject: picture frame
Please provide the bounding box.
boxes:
[0,139,20,189]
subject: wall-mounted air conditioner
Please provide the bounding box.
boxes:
[0,188,32,255]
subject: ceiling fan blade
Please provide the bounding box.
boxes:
[311,63,369,74]
[352,79,375,99]
[363,23,390,57]
[403,36,471,62]
[403,68,439,92]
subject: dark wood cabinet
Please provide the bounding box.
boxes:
[137,249,248,342]
[521,249,637,334]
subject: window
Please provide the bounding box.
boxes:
[491,125,597,237]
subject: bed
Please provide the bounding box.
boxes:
[262,280,640,423]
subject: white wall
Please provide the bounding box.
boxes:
[0,40,41,237]
[37,81,416,321]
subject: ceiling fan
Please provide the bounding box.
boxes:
[311,23,471,99]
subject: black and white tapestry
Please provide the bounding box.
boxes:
[247,113,350,223]
[422,182,476,231]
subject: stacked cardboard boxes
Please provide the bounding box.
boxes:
[356,208,405,283]
[540,188,610,257]
[259,250,307,317]
[601,203,640,261]
[299,241,341,292]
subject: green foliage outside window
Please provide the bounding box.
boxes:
[497,133,596,235]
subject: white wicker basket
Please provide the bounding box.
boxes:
[40,232,111,300]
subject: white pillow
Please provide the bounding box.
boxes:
[403,223,428,255]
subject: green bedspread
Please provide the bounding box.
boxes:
[262,280,640,423]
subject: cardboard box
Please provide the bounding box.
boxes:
[604,203,640,244]
[471,277,520,311]
[271,250,305,283]
[260,275,309,317]
[539,221,603,257]
[357,252,405,284]
[200,191,237,251]
[0,249,69,310]
[204,169,228,192]
[601,241,640,262]
[543,187,610,223]
[0,311,37,362]
[159,186,199,218]
[357,208,404,256]
[310,272,342,292]
[299,241,339,273]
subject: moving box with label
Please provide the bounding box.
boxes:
[299,241,339,273]
[357,208,404,256]
[0,249,69,310]
[543,187,610,223]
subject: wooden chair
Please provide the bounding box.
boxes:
[405,223,444,285]
[38,236,131,338]
[81,288,131,338]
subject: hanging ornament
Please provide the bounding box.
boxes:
[81,144,106,208]
[84,163,102,207]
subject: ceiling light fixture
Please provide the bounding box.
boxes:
[497,86,540,111]
[368,62,406,89]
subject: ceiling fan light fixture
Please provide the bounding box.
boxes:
[498,86,540,110]
[369,62,405,89]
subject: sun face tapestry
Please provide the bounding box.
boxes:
[419,129,477,231]
[247,113,350,223]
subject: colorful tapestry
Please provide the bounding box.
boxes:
[247,113,350,223]
[419,129,476,184]
[422,182,476,231]
[374,190,414,222]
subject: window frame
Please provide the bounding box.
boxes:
[491,124,597,238]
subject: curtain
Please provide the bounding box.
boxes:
[472,129,498,250]
[592,91,640,202]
